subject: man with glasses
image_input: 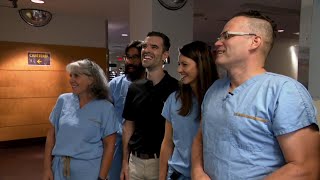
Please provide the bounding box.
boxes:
[108,40,145,180]
[192,10,319,180]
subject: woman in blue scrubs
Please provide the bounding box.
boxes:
[43,59,118,180]
[159,41,219,180]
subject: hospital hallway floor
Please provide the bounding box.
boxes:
[0,137,45,180]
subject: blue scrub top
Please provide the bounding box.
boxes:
[202,72,319,179]
[109,75,132,133]
[50,93,119,160]
[162,92,200,177]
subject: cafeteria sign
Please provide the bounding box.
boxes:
[28,52,51,65]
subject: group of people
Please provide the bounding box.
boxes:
[43,10,319,180]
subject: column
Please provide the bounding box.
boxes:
[298,0,313,87]
[310,0,320,124]
[129,0,193,79]
[309,0,320,99]
[299,0,320,124]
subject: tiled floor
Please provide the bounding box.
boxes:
[0,138,45,180]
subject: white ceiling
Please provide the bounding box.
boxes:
[3,0,301,61]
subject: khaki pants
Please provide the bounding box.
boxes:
[129,153,159,180]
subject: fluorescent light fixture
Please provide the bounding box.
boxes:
[31,0,44,4]
[277,29,284,33]
[121,33,128,37]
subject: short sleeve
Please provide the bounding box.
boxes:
[101,103,119,138]
[273,80,318,136]
[49,95,64,127]
[162,92,175,123]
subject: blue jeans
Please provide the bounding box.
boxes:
[108,133,123,180]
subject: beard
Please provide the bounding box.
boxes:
[125,64,145,81]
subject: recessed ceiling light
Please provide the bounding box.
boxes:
[293,32,300,35]
[277,29,285,33]
[121,33,128,37]
[31,0,44,4]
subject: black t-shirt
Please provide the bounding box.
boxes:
[122,71,178,154]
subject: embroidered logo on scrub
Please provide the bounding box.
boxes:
[234,112,268,123]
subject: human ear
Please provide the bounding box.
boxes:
[250,36,262,50]
[162,51,169,61]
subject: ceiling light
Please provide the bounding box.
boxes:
[277,29,284,33]
[31,0,44,4]
[121,34,128,37]
[293,32,300,35]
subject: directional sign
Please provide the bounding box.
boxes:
[28,52,51,65]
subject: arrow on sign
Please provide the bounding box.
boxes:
[37,59,42,64]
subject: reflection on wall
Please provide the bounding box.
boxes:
[265,37,299,80]
[289,45,298,80]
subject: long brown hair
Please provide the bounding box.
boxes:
[176,41,218,116]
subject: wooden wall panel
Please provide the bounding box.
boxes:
[0,71,70,98]
[0,41,108,141]
[0,98,56,127]
[0,124,51,141]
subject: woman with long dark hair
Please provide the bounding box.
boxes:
[159,41,219,180]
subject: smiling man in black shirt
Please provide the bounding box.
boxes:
[120,31,178,180]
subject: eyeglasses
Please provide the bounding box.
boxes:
[123,54,140,61]
[217,31,257,41]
